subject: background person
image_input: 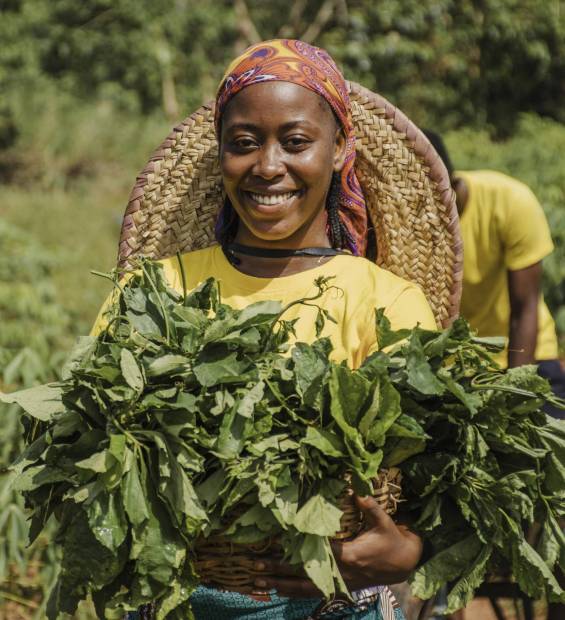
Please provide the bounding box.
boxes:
[424,130,565,420]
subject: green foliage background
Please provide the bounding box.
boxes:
[0,0,564,615]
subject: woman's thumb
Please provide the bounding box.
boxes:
[355,494,390,528]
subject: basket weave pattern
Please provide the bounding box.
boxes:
[117,82,462,328]
[194,468,402,593]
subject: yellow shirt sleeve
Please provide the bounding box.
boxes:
[89,287,120,337]
[499,182,554,271]
[386,285,437,332]
[365,284,437,358]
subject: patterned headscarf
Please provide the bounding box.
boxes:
[214,39,367,256]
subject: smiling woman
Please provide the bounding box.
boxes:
[106,38,462,620]
[218,82,344,253]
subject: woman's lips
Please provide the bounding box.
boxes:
[243,190,302,214]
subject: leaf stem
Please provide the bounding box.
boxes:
[91,269,125,295]
[262,278,340,352]
[176,251,187,300]
[0,590,39,608]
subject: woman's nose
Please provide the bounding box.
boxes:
[253,143,285,179]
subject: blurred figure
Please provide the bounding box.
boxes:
[425,131,564,620]
[425,131,565,421]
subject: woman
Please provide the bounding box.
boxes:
[111,39,440,620]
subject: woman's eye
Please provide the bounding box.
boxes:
[284,136,310,150]
[233,138,258,151]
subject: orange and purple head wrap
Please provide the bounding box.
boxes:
[214,39,368,256]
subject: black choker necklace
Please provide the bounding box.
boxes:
[225,242,344,260]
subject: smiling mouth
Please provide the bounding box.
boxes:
[247,191,300,206]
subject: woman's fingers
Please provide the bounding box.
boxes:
[332,495,392,565]
[354,494,393,529]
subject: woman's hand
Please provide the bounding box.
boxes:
[252,495,423,598]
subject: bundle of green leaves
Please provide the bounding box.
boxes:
[2,259,564,619]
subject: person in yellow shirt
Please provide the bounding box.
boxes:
[94,40,451,620]
[425,131,564,422]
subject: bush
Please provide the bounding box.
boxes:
[1,1,565,134]
[0,220,76,618]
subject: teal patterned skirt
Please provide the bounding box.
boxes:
[125,585,406,619]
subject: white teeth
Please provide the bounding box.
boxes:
[249,191,296,205]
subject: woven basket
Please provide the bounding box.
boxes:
[194,468,402,593]
[117,82,462,328]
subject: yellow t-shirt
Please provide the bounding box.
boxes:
[457,170,558,366]
[91,245,436,369]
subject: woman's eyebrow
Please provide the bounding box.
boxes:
[224,119,319,133]
[223,122,260,133]
[278,120,318,131]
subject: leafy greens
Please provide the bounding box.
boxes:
[3,259,564,618]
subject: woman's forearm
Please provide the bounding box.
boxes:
[508,302,538,367]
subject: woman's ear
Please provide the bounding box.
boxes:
[333,128,347,172]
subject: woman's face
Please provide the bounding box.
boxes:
[219,81,346,247]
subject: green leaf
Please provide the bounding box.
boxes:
[410,534,483,600]
[445,544,492,612]
[145,355,189,378]
[131,465,187,587]
[225,504,278,537]
[195,469,225,509]
[86,491,129,551]
[46,510,126,619]
[505,516,564,602]
[362,376,402,444]
[215,402,250,459]
[404,331,445,395]
[0,383,65,420]
[273,482,299,527]
[194,352,250,387]
[302,427,345,457]
[233,300,282,328]
[382,415,427,466]
[293,495,342,536]
[120,348,144,392]
[76,450,111,473]
[375,308,411,349]
[62,336,98,380]
[299,534,336,599]
[292,343,329,408]
[329,365,371,426]
[122,454,150,526]
[537,519,560,569]
[237,381,264,418]
[437,368,481,414]
[153,434,208,532]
